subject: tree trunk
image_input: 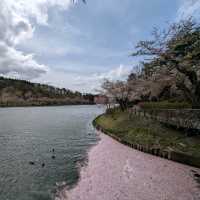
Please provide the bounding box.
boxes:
[117,99,128,112]
[193,82,200,109]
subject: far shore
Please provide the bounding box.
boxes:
[0,102,95,108]
[58,132,200,200]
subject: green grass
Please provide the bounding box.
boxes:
[95,111,200,157]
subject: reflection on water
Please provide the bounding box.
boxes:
[0,105,104,200]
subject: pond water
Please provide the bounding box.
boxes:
[0,105,104,200]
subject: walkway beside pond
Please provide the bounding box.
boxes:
[59,132,200,200]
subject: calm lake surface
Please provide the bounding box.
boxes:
[0,105,104,200]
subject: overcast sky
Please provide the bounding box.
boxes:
[0,0,200,92]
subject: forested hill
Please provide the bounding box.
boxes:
[0,76,94,107]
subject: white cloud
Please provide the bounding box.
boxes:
[93,64,132,81]
[0,0,73,79]
[75,65,133,92]
[5,0,72,26]
[177,0,200,21]
[34,65,132,93]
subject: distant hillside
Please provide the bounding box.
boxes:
[0,76,95,107]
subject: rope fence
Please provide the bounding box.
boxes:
[129,108,200,131]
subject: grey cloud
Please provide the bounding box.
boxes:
[14,21,31,37]
[0,41,47,79]
[0,0,48,79]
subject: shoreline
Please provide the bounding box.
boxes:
[0,103,96,109]
[58,132,200,200]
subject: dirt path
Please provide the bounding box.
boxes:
[58,132,200,200]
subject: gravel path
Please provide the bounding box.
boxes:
[58,132,200,200]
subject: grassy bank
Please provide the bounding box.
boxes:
[94,110,200,158]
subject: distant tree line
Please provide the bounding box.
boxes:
[0,76,95,105]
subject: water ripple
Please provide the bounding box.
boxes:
[0,105,104,200]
